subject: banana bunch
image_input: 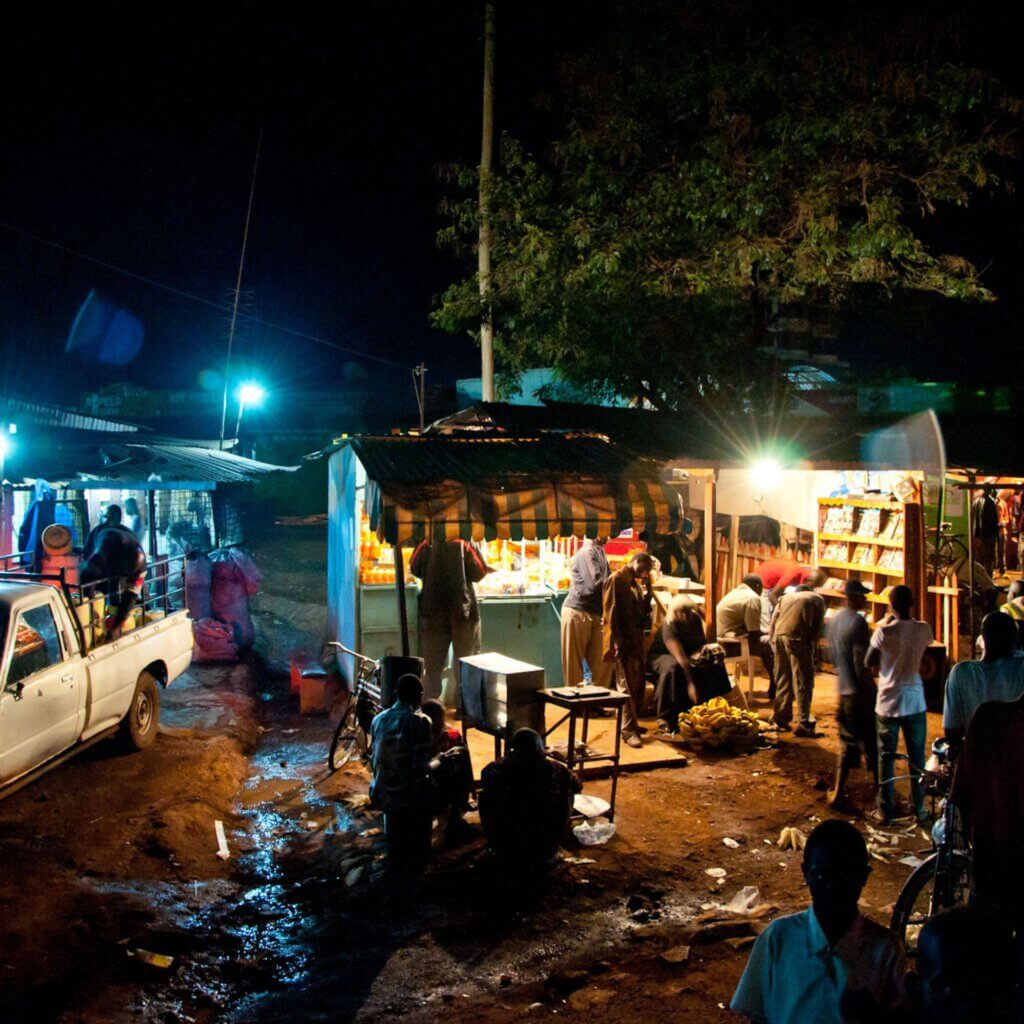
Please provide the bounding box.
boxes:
[677,697,763,749]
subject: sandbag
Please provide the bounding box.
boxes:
[192,618,238,663]
[210,547,260,650]
[185,552,214,620]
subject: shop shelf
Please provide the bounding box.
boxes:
[817,533,904,549]
[818,559,905,578]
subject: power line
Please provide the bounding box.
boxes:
[0,219,413,371]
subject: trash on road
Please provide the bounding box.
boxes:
[214,820,231,860]
[128,948,174,969]
[573,819,616,846]
[722,837,740,849]
[704,867,727,879]
[573,793,612,819]
[659,945,692,965]
[777,826,806,851]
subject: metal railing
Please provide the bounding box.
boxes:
[0,555,187,652]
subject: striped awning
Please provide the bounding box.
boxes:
[366,475,680,545]
[346,434,680,545]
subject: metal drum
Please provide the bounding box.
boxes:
[378,655,424,707]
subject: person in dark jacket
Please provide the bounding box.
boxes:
[409,538,491,701]
[79,517,147,639]
[603,552,654,748]
[478,728,578,875]
[649,593,730,735]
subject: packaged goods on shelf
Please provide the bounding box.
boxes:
[822,506,854,535]
[852,544,877,566]
[856,509,882,537]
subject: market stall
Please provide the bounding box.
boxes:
[324,433,680,693]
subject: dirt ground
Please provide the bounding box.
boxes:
[0,524,940,1024]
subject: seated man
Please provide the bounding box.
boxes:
[79,515,148,639]
[916,906,1016,1024]
[943,611,1024,746]
[421,698,474,844]
[950,692,1024,933]
[369,674,434,875]
[478,728,579,874]
[731,819,905,1024]
[717,573,774,692]
[649,593,730,735]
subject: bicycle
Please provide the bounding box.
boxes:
[926,522,969,579]
[889,739,972,950]
[326,642,383,772]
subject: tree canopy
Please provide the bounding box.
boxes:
[433,1,1022,411]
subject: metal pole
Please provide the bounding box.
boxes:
[967,474,976,643]
[478,2,496,402]
[394,540,410,657]
[233,396,247,445]
[220,130,263,450]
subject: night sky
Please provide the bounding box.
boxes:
[0,3,1021,407]
[0,3,579,404]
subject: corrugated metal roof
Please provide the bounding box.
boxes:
[346,434,665,487]
[0,396,141,434]
[81,443,296,484]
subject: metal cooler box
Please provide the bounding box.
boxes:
[459,652,545,738]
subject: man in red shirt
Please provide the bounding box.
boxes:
[757,558,815,603]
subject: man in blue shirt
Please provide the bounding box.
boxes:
[943,611,1024,747]
[560,537,612,687]
[732,820,905,1024]
[370,673,434,875]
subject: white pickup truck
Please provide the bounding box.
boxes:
[0,577,193,794]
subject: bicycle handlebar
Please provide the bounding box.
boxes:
[325,641,378,667]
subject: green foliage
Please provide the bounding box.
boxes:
[433,1,1021,410]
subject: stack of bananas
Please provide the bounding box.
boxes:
[676,696,764,749]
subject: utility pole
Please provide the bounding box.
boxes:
[220,130,262,450]
[478,2,496,402]
[412,363,427,432]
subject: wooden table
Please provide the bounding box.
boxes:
[537,689,629,821]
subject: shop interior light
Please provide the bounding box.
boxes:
[749,457,783,492]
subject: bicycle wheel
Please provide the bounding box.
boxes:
[890,851,971,950]
[328,702,367,771]
[937,538,969,576]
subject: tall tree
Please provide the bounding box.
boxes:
[434,1,1022,411]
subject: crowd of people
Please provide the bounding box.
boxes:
[374,533,1024,1019]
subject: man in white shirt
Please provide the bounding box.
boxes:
[866,585,933,824]
[731,819,905,1024]
[943,611,1024,746]
[717,573,775,694]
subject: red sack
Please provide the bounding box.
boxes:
[210,548,260,650]
[192,618,238,663]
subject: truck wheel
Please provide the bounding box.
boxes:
[118,671,161,751]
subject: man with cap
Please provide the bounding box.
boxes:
[768,570,827,735]
[650,592,731,735]
[825,579,878,809]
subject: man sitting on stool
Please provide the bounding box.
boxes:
[478,728,579,877]
[370,674,434,876]
[717,573,774,693]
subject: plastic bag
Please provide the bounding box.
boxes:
[209,548,260,649]
[573,818,617,846]
[185,552,213,620]
[192,618,238,663]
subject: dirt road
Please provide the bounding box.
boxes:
[0,525,937,1023]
